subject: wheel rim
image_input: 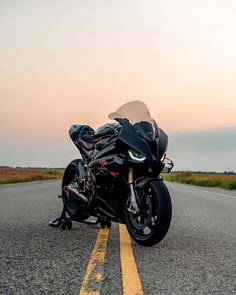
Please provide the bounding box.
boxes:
[67,180,79,209]
[63,172,81,214]
[127,186,159,238]
[129,195,152,230]
[63,163,90,222]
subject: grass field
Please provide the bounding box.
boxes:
[0,168,64,185]
[1,168,236,191]
[162,172,236,190]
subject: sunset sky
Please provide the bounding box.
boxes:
[1,0,236,171]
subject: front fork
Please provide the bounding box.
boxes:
[126,168,140,214]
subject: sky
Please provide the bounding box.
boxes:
[0,0,236,171]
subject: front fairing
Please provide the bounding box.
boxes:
[109,101,159,160]
[108,101,169,173]
[115,118,154,160]
[116,118,167,175]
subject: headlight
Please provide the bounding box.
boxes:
[128,149,146,162]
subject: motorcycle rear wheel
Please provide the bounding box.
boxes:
[124,180,172,246]
[62,160,90,222]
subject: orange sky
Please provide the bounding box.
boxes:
[0,0,236,169]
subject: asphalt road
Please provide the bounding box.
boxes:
[0,180,235,295]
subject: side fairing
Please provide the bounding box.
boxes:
[89,154,125,186]
[93,141,117,160]
[158,128,168,159]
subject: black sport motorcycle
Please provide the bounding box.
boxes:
[50,101,173,246]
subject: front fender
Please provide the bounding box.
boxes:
[134,177,163,208]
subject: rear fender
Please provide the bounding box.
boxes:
[68,159,87,179]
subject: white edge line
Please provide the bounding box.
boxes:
[190,187,236,199]
[169,182,236,199]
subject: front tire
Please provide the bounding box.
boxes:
[124,180,172,246]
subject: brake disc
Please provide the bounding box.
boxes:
[129,195,152,230]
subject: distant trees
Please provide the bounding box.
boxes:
[170,170,235,175]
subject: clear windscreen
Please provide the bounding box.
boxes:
[108,101,153,126]
[108,100,156,141]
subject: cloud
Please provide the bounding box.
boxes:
[167,128,236,172]
[1,127,235,172]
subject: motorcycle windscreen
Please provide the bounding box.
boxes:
[108,100,156,141]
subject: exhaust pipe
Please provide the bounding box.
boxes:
[63,185,88,203]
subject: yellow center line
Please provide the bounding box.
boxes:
[119,224,144,295]
[79,228,110,295]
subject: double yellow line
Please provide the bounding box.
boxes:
[79,224,143,295]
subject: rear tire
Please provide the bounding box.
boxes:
[62,160,89,222]
[124,180,172,246]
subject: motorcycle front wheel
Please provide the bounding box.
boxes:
[124,180,172,246]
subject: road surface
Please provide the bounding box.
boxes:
[0,180,235,295]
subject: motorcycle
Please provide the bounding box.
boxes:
[50,100,173,246]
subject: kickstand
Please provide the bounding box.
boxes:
[49,195,72,230]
